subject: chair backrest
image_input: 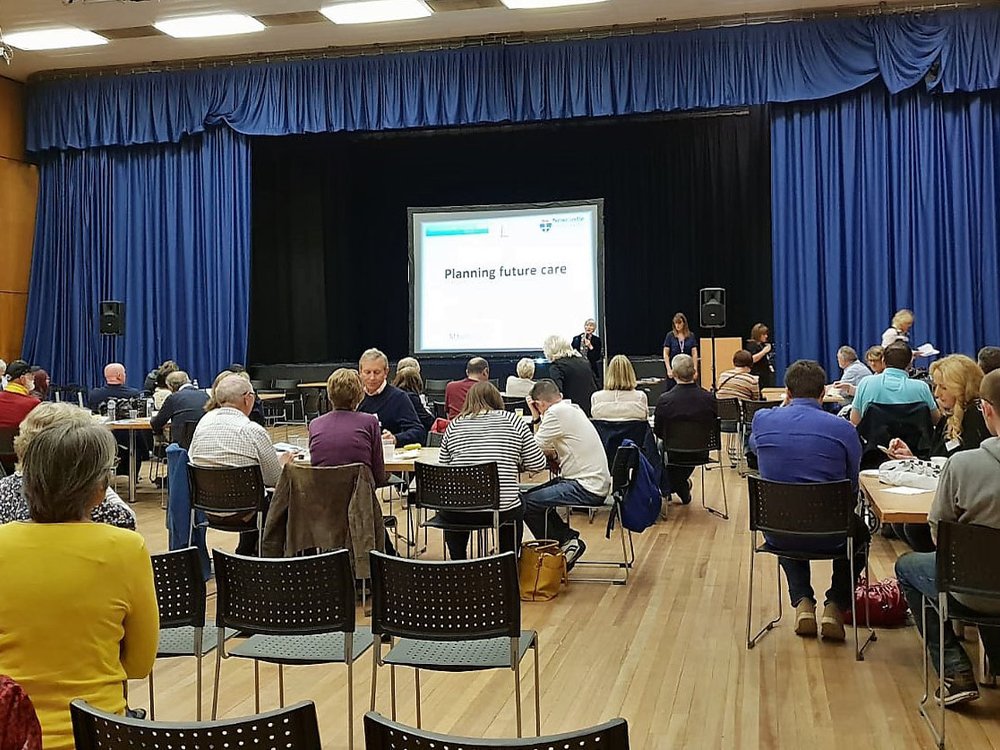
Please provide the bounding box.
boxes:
[0,427,17,457]
[173,421,199,450]
[662,418,722,452]
[151,547,207,629]
[71,699,322,750]
[936,521,1000,602]
[715,397,742,422]
[743,399,779,423]
[213,549,356,635]
[249,379,269,391]
[425,431,444,448]
[363,712,629,750]
[413,462,500,512]
[273,378,300,390]
[187,464,266,515]
[302,389,322,415]
[746,475,857,537]
[856,401,934,459]
[369,551,519,641]
[423,379,449,400]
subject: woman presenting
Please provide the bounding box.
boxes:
[745,323,775,389]
[662,312,699,388]
[571,318,603,385]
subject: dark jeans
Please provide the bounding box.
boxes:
[766,519,871,611]
[895,551,1000,677]
[438,506,523,560]
[522,478,606,545]
[891,522,936,552]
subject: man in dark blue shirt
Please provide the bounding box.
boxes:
[750,360,866,641]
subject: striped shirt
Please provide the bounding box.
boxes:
[189,407,283,486]
[439,410,547,511]
[716,368,760,401]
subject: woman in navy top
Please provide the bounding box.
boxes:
[661,312,699,389]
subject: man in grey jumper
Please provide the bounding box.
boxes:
[895,368,1000,707]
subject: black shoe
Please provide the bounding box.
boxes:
[561,537,587,571]
[679,479,693,505]
[936,674,980,707]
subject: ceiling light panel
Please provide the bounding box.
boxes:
[320,0,433,25]
[501,0,607,8]
[153,13,266,39]
[3,27,108,51]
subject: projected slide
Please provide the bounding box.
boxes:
[410,202,603,354]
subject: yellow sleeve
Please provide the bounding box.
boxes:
[120,536,160,678]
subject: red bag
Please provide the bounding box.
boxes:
[843,576,909,626]
[0,675,42,750]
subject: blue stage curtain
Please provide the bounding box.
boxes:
[27,8,1000,153]
[22,126,250,388]
[770,84,1000,377]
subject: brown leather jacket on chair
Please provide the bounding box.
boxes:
[262,462,384,579]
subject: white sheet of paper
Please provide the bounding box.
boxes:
[915,343,939,357]
[883,486,932,495]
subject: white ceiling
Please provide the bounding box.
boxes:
[0,0,912,81]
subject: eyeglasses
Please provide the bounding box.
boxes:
[978,398,994,414]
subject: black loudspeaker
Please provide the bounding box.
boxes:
[699,288,726,328]
[100,300,125,336]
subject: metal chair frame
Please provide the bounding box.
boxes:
[918,521,1000,749]
[362,712,629,750]
[148,547,231,720]
[70,699,322,750]
[745,475,876,661]
[412,462,501,559]
[368,551,540,737]
[187,464,267,555]
[738,400,779,476]
[211,549,372,750]
[715,397,743,468]
[660,417,729,519]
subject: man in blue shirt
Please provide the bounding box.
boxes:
[850,342,939,425]
[751,360,866,641]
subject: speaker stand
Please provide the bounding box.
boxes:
[709,328,718,393]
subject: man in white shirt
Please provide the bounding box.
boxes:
[189,374,293,553]
[523,379,612,567]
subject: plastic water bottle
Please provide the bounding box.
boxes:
[146,397,154,417]
[192,378,200,389]
[107,398,116,421]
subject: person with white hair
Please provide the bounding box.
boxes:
[543,334,598,417]
[356,348,425,446]
[0,359,7,389]
[505,358,536,398]
[189,374,294,554]
[571,318,603,385]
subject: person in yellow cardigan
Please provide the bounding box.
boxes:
[0,420,159,750]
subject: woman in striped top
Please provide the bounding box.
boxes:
[438,381,547,559]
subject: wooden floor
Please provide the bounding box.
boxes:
[123,429,1000,749]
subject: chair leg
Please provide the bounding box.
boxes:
[747,549,783,649]
[347,659,355,750]
[254,660,261,713]
[918,596,946,749]
[533,639,541,736]
[414,669,422,728]
[278,664,285,708]
[194,628,204,722]
[211,645,223,720]
[390,665,397,720]
[147,668,155,720]
[369,644,379,711]
[514,660,523,738]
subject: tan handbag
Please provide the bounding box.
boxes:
[518,540,567,601]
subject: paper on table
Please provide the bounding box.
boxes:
[915,343,939,357]
[883,485,932,495]
[860,469,881,476]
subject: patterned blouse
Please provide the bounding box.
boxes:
[0,473,137,530]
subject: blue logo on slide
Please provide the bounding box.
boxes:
[539,221,552,232]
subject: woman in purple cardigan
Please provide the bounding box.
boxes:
[308,368,386,486]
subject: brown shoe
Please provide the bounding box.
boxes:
[820,602,846,641]
[794,599,817,637]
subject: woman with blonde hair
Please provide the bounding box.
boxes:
[881,309,915,348]
[438,381,546,559]
[392,366,435,431]
[543,334,598,417]
[887,354,990,551]
[662,312,700,388]
[591,355,648,421]
[504,358,536,398]
[0,402,136,528]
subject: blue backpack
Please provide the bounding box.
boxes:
[616,439,661,533]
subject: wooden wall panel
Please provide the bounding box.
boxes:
[0,76,26,160]
[0,158,38,292]
[0,292,28,363]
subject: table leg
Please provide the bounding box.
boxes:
[128,429,137,504]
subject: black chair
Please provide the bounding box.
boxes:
[740,400,779,474]
[273,378,305,427]
[715,398,742,468]
[302,388,323,422]
[856,401,934,470]
[54,383,87,408]
[919,522,1000,749]
[148,547,232,720]
[249,378,270,392]
[412,462,500,559]
[187,464,267,555]
[423,379,449,404]
[70,699,322,750]
[425,431,443,448]
[745,475,875,660]
[0,426,16,477]
[212,549,373,749]
[173,420,199,450]
[363,712,629,750]
[369,551,540,737]
[660,418,729,519]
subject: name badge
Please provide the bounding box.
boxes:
[945,438,961,453]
